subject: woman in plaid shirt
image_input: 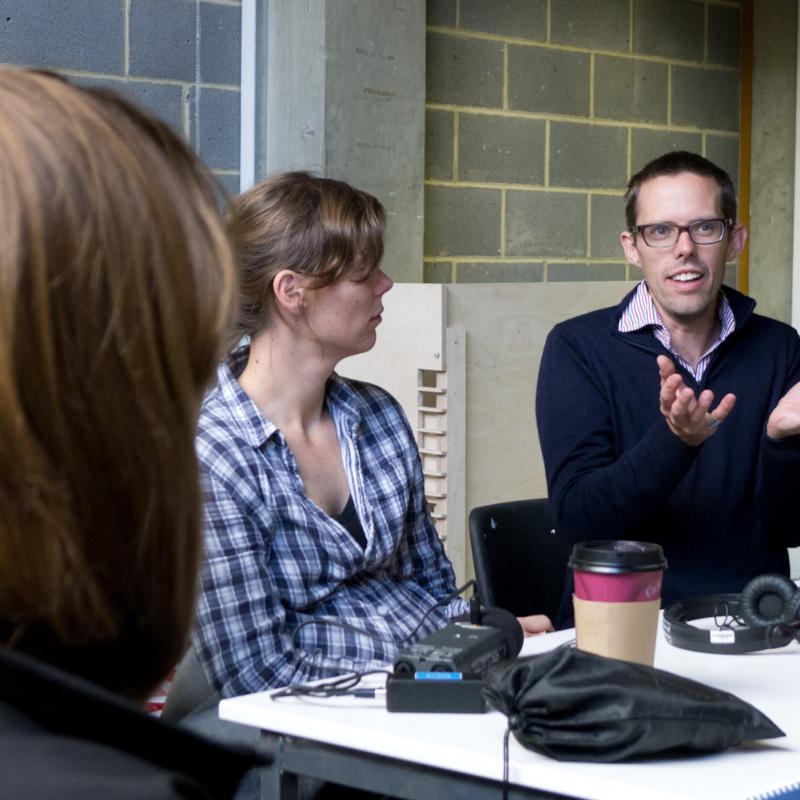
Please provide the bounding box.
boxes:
[191,172,551,700]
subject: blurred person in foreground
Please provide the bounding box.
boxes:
[0,68,263,798]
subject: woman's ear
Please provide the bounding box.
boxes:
[272,269,306,315]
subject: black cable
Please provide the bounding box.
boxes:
[277,579,477,701]
[271,668,392,701]
[502,725,510,800]
[401,579,476,645]
[714,599,745,630]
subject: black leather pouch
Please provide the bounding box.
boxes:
[483,645,784,762]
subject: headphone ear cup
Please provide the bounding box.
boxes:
[782,589,800,625]
[739,574,797,627]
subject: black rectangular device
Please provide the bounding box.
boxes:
[391,622,506,677]
[386,621,506,713]
[386,675,487,713]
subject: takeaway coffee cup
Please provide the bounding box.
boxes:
[569,540,667,666]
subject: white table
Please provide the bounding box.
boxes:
[220,622,800,800]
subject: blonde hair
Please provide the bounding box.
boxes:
[0,69,236,700]
[226,171,385,344]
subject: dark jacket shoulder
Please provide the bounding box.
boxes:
[0,646,266,800]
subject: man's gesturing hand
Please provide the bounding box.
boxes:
[657,355,736,447]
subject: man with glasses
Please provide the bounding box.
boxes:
[537,151,800,627]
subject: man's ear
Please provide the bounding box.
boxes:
[272,269,306,315]
[725,223,747,262]
[620,229,642,268]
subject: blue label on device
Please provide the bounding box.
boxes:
[414,671,463,680]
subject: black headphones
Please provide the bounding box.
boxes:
[663,574,800,654]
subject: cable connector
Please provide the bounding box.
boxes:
[469,592,482,625]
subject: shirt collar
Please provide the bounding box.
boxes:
[618,280,734,338]
[215,346,277,448]
[326,372,369,425]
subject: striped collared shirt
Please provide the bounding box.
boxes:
[618,281,735,381]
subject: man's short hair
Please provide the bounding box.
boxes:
[624,151,737,229]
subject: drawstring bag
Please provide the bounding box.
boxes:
[483,645,783,762]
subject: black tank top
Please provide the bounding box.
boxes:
[332,495,367,549]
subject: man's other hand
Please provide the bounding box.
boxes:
[767,380,800,439]
[657,355,736,447]
[517,614,554,636]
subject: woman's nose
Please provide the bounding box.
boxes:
[376,268,393,295]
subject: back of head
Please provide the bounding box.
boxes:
[0,69,236,700]
[624,150,737,229]
[226,170,386,344]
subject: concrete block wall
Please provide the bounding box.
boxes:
[0,0,242,196]
[424,0,742,284]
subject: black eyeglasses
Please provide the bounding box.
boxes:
[630,218,732,248]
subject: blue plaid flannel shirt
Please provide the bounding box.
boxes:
[193,347,468,696]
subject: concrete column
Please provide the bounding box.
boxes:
[749,1,798,322]
[265,0,425,282]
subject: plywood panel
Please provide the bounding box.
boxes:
[447,282,631,514]
[444,326,466,583]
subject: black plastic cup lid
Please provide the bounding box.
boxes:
[568,540,667,574]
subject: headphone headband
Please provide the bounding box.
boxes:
[663,594,797,654]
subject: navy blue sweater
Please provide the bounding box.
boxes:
[536,286,800,625]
